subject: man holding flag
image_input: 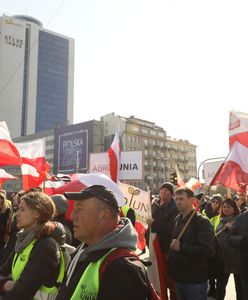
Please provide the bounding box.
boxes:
[168,187,215,300]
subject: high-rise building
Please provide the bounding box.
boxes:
[0,14,74,138]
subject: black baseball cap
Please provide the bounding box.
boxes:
[64,185,120,213]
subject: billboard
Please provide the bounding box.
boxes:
[89,151,143,180]
[53,122,93,174]
[203,160,224,185]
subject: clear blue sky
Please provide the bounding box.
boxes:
[2,0,248,166]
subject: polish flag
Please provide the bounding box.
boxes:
[0,169,17,188]
[175,165,185,187]
[186,178,202,191]
[50,173,125,220]
[229,110,248,149]
[16,139,50,190]
[108,130,120,183]
[210,141,248,191]
[44,180,66,196]
[0,122,22,167]
[148,233,167,300]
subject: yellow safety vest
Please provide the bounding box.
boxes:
[120,205,130,217]
[12,239,65,300]
[70,248,115,300]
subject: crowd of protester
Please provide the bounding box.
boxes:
[0,183,246,299]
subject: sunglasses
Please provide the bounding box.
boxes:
[211,200,220,204]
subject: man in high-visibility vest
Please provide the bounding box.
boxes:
[56,185,149,300]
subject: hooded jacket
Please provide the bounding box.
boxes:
[56,218,149,300]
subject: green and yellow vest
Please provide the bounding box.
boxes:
[70,248,115,300]
[12,239,65,300]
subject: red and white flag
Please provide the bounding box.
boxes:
[108,130,120,183]
[186,177,202,191]
[210,141,248,191]
[0,169,17,188]
[50,173,125,220]
[148,233,167,300]
[175,165,185,187]
[44,180,66,196]
[229,110,248,149]
[16,139,50,190]
[0,122,22,167]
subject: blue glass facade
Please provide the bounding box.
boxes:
[36,31,69,132]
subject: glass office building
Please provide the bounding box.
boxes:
[36,31,69,132]
[0,15,74,138]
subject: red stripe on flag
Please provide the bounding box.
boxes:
[153,235,167,300]
[211,160,248,191]
[0,139,22,167]
[108,147,118,182]
[229,132,248,149]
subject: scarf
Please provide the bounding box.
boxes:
[15,226,41,253]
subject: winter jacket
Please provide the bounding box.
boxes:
[56,218,149,300]
[0,222,66,300]
[216,216,240,274]
[228,211,248,280]
[168,211,215,283]
[151,198,179,253]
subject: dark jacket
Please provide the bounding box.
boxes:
[216,216,240,274]
[0,223,66,300]
[168,211,215,283]
[228,211,248,280]
[151,198,179,253]
[56,218,149,300]
[0,208,12,254]
[0,218,18,266]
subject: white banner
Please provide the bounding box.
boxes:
[203,160,224,185]
[89,151,143,180]
[119,182,151,227]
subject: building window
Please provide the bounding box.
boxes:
[142,128,148,134]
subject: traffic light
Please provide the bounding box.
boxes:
[170,172,178,185]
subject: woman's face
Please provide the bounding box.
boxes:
[211,199,221,211]
[222,203,235,217]
[16,200,39,230]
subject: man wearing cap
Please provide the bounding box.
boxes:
[56,185,149,300]
[147,182,179,300]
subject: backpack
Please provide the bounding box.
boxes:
[99,248,161,300]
